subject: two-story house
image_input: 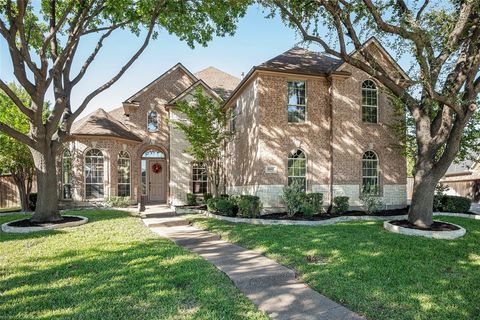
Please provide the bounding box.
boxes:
[59,38,408,211]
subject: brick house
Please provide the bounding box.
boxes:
[59,38,408,211]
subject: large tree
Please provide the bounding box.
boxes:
[0,83,36,212]
[0,0,248,222]
[264,0,480,227]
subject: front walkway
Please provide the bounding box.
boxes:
[142,206,364,320]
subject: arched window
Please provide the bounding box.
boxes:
[117,151,131,197]
[362,80,378,123]
[288,149,307,191]
[362,151,379,194]
[62,149,73,199]
[85,149,104,199]
[147,110,158,132]
[192,163,208,194]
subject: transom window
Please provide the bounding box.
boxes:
[287,81,306,123]
[192,163,208,194]
[362,80,378,123]
[362,151,379,194]
[62,149,73,200]
[142,149,165,158]
[85,149,104,199]
[117,151,131,197]
[147,110,159,132]
[287,149,307,191]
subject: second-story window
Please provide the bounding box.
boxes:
[147,110,158,132]
[230,104,238,133]
[287,81,306,123]
[362,80,378,123]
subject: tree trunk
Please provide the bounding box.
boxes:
[408,172,437,227]
[30,146,61,222]
[11,171,30,212]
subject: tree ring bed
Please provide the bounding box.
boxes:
[1,215,88,233]
[383,219,466,240]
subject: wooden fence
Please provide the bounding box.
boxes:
[0,175,20,209]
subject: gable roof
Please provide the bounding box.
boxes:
[336,37,411,81]
[446,153,480,176]
[257,46,343,75]
[168,79,222,105]
[194,67,241,99]
[123,63,197,103]
[71,109,142,142]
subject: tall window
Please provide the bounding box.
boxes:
[117,151,131,197]
[85,149,104,199]
[62,149,73,199]
[287,81,306,123]
[192,163,208,194]
[362,151,379,194]
[288,149,307,191]
[362,80,378,123]
[147,110,158,132]
[230,104,238,133]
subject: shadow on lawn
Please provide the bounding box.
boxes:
[192,217,480,320]
[1,238,258,320]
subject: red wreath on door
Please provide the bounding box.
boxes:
[152,163,162,174]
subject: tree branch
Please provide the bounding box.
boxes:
[0,121,35,148]
[0,79,34,120]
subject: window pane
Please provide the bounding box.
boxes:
[192,163,208,194]
[85,149,104,199]
[287,81,306,123]
[147,111,158,132]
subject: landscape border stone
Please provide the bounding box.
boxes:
[175,207,480,226]
[383,220,466,240]
[1,215,89,233]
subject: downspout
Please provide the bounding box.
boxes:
[327,76,334,212]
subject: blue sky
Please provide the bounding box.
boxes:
[0,4,410,117]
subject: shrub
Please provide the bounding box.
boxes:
[433,183,450,211]
[302,193,324,215]
[220,194,230,198]
[434,195,471,213]
[333,196,349,214]
[207,197,220,212]
[237,195,262,218]
[28,193,37,211]
[186,193,197,206]
[359,192,384,214]
[203,193,213,203]
[215,197,236,216]
[106,196,130,208]
[281,184,305,217]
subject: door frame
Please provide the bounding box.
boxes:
[147,158,167,202]
[140,146,169,204]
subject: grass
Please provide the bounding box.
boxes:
[0,210,267,320]
[188,215,480,320]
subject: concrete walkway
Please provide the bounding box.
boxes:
[142,206,364,320]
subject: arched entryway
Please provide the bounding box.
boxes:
[140,148,168,203]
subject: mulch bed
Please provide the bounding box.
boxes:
[260,207,409,221]
[8,216,83,228]
[389,219,460,231]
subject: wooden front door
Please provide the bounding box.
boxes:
[148,159,166,202]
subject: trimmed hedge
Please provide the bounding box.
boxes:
[207,197,236,216]
[186,193,197,206]
[434,195,471,213]
[302,193,324,215]
[333,196,349,214]
[237,195,262,218]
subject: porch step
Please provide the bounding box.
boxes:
[142,212,177,218]
[143,217,188,228]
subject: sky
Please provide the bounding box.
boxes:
[0,4,411,118]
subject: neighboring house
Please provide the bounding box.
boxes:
[440,155,480,203]
[59,38,408,211]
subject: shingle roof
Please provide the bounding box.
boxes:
[194,66,240,99]
[71,109,142,142]
[257,46,343,75]
[446,153,480,175]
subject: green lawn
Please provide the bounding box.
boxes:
[188,215,480,320]
[0,211,267,320]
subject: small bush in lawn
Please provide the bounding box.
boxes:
[106,196,130,208]
[237,195,262,218]
[359,192,384,214]
[281,183,305,217]
[203,193,213,203]
[435,195,471,213]
[186,193,197,206]
[302,193,324,215]
[215,197,236,216]
[333,196,349,214]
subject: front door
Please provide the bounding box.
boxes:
[148,159,166,202]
